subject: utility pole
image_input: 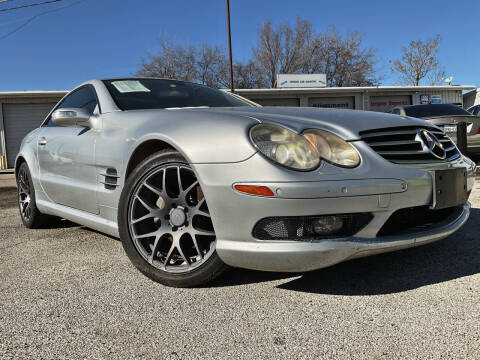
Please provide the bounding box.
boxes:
[225,0,234,93]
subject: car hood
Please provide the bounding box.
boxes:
[179,106,434,140]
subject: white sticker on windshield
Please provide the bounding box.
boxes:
[111,80,151,93]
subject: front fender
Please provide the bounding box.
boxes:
[103,110,261,165]
[15,128,42,179]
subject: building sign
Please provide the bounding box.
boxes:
[431,95,442,104]
[369,95,411,112]
[277,74,327,88]
[309,97,354,109]
[419,94,430,104]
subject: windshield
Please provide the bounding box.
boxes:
[404,104,471,118]
[103,78,253,110]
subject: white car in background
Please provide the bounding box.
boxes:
[467,104,480,116]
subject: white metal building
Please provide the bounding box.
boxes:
[0,85,475,169]
[463,88,480,109]
[235,85,474,111]
[0,91,66,169]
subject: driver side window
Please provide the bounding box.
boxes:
[46,86,98,126]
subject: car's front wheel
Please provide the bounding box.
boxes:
[17,162,55,228]
[118,150,228,287]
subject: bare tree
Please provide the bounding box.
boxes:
[137,40,196,81]
[138,18,379,89]
[253,18,313,87]
[391,35,445,86]
[304,28,378,86]
[233,61,268,88]
[253,19,378,87]
[196,43,229,87]
[137,40,228,88]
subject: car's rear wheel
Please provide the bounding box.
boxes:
[17,162,54,228]
[118,150,228,287]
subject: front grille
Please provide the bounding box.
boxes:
[377,205,462,237]
[360,126,460,164]
[252,213,373,241]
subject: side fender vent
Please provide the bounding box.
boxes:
[100,168,119,190]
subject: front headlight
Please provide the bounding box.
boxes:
[303,129,360,168]
[250,123,320,171]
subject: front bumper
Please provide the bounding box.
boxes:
[192,148,475,272]
[212,203,469,272]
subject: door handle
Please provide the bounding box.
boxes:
[38,137,47,146]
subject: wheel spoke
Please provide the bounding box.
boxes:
[192,236,203,259]
[143,182,162,196]
[192,199,210,217]
[196,208,210,217]
[176,245,189,266]
[177,166,183,192]
[195,197,206,209]
[163,243,175,266]
[193,228,215,236]
[131,212,155,224]
[19,173,29,193]
[23,173,29,190]
[135,195,154,212]
[162,170,167,194]
[135,230,159,239]
[149,234,161,262]
[182,180,199,198]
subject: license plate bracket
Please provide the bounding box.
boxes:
[431,168,467,209]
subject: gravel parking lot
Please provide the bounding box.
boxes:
[0,175,479,359]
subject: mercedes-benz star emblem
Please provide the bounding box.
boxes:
[416,129,446,160]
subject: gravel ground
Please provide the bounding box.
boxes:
[0,179,479,359]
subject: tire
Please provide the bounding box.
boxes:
[17,162,55,228]
[118,150,229,287]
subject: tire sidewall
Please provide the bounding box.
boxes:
[17,163,39,228]
[118,150,227,287]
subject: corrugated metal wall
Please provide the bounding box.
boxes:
[463,89,479,109]
[415,90,463,105]
[3,103,56,167]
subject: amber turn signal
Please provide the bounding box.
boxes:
[234,185,275,197]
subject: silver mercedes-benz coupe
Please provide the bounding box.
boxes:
[16,78,475,287]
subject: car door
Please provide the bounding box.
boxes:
[37,86,100,214]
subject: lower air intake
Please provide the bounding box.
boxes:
[377,205,463,237]
[252,213,373,241]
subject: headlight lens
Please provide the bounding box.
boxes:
[303,129,360,168]
[250,124,320,171]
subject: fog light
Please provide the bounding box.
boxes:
[252,213,373,241]
[313,216,343,235]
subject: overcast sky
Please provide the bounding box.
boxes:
[0,0,478,91]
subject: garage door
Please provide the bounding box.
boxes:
[369,95,411,112]
[3,103,56,167]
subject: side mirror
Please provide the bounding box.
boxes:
[51,108,92,127]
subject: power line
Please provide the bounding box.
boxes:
[0,0,85,40]
[0,0,62,13]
